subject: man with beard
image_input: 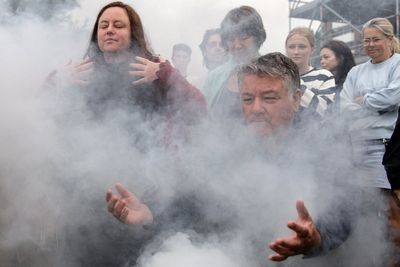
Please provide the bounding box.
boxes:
[107,53,354,264]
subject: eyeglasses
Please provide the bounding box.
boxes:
[363,36,387,45]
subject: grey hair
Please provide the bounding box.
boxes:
[237,52,300,94]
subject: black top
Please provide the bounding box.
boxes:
[382,107,400,189]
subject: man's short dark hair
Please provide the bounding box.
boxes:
[220,6,266,49]
[238,52,300,93]
[172,43,192,56]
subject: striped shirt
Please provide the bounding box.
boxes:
[300,68,336,115]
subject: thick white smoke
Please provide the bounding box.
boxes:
[0,1,395,267]
[137,232,245,267]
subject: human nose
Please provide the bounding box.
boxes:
[106,25,115,35]
[251,97,264,113]
[231,37,243,49]
[216,43,225,51]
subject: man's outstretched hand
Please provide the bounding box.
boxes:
[268,199,321,261]
[106,183,153,225]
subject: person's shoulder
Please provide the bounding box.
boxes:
[388,53,400,65]
[302,68,334,84]
[392,53,400,60]
[348,62,365,74]
[304,68,334,80]
[207,60,236,79]
[294,106,323,126]
[341,61,368,81]
[311,68,334,77]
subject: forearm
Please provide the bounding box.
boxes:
[363,90,400,112]
[154,62,207,120]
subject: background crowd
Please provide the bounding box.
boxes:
[2,1,400,267]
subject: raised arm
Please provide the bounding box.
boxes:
[129,56,207,120]
[45,58,94,88]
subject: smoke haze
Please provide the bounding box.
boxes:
[0,0,396,266]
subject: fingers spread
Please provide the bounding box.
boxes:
[270,242,296,256]
[129,70,145,77]
[106,189,113,202]
[76,62,93,72]
[112,200,126,217]
[107,195,118,212]
[296,199,311,221]
[268,253,288,262]
[273,237,301,250]
[79,57,92,65]
[115,183,133,198]
[135,56,149,64]
[130,63,146,71]
[132,78,146,86]
[287,221,309,238]
[120,207,129,222]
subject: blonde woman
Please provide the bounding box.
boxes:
[341,17,400,264]
[285,27,336,115]
[341,17,400,189]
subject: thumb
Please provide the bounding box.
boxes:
[296,199,311,221]
[115,183,134,198]
[158,55,166,63]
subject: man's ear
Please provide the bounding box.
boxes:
[292,88,302,112]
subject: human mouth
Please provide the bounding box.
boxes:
[249,117,269,125]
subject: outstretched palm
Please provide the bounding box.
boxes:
[106,183,153,225]
[269,200,321,261]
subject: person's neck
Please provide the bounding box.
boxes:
[256,128,291,156]
[299,64,312,75]
[206,61,221,71]
[371,52,393,64]
[103,50,131,64]
[177,67,187,77]
[233,51,260,64]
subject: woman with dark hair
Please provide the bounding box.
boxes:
[44,2,206,266]
[86,1,153,64]
[47,1,206,127]
[320,40,356,95]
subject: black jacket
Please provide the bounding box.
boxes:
[382,107,400,189]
